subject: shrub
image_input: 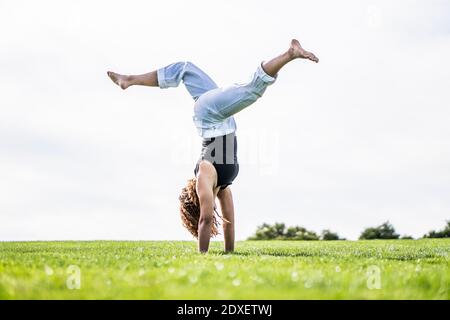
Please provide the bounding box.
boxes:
[248,223,318,240]
[248,223,286,240]
[359,221,400,240]
[285,226,319,240]
[321,229,344,240]
[423,221,450,238]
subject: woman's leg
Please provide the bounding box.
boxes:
[107,61,218,101]
[261,39,318,77]
[107,70,158,89]
[199,39,319,120]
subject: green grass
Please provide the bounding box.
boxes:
[0,240,449,299]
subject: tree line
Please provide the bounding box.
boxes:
[247,220,450,240]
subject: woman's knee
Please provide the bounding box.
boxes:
[184,61,195,68]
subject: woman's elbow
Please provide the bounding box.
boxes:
[199,213,214,226]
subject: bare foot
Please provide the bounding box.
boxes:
[107,71,132,90]
[289,39,319,63]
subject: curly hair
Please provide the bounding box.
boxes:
[179,178,228,238]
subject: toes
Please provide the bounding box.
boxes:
[308,53,319,63]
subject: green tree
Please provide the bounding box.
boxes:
[272,223,287,239]
[423,221,450,238]
[359,221,400,240]
[285,226,319,240]
[321,229,344,240]
[248,223,319,240]
[248,223,286,240]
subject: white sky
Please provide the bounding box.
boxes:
[1,0,449,241]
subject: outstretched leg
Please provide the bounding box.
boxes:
[262,39,319,77]
[198,38,319,120]
[107,61,218,101]
[107,70,158,89]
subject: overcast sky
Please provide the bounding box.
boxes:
[1,0,449,241]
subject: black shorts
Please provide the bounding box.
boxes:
[194,132,239,189]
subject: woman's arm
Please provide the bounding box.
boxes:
[196,162,217,253]
[218,187,235,253]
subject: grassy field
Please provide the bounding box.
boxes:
[0,240,449,299]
